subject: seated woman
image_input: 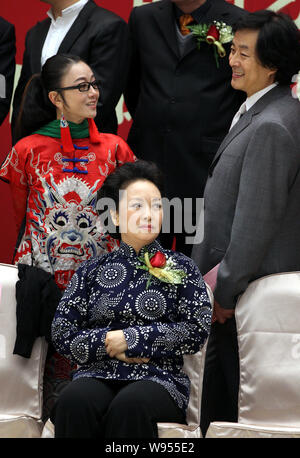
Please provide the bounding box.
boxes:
[50,160,212,438]
[0,53,135,420]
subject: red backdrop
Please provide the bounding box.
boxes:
[0,0,299,263]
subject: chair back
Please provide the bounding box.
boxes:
[235,271,300,427]
[182,282,213,425]
[0,263,48,437]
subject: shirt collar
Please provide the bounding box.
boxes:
[47,0,88,22]
[118,239,164,260]
[245,82,279,111]
[174,0,212,23]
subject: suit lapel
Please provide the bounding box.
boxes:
[209,85,289,173]
[153,0,236,61]
[209,111,253,171]
[32,19,51,72]
[58,0,95,54]
[154,0,180,59]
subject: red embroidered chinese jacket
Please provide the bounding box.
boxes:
[0,130,136,289]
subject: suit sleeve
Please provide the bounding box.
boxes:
[90,15,130,133]
[214,121,299,309]
[0,19,16,126]
[123,259,212,359]
[124,7,141,118]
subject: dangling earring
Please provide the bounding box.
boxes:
[60,112,74,153]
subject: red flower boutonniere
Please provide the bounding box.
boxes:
[137,251,186,289]
[206,24,220,43]
[149,251,166,268]
[188,21,234,68]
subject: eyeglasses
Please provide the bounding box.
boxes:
[55,80,101,93]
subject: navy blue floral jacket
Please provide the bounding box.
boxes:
[51,240,212,412]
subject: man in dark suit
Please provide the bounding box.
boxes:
[0,17,16,126]
[11,0,129,142]
[192,10,300,436]
[125,0,247,256]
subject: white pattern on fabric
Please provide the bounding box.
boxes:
[96,263,128,288]
[52,240,212,413]
[134,289,167,320]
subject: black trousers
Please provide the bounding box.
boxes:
[51,378,185,438]
[200,318,240,437]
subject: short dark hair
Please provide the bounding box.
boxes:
[233,10,300,85]
[97,160,164,239]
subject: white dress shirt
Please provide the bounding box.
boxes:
[229,82,278,131]
[41,0,89,67]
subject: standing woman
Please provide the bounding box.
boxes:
[0,54,136,419]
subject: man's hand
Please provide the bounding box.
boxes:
[115,352,150,364]
[105,330,128,357]
[213,300,235,324]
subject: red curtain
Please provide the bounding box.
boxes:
[0,0,299,263]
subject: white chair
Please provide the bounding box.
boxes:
[0,263,48,438]
[42,283,214,438]
[206,271,300,438]
[157,342,208,438]
[206,422,300,438]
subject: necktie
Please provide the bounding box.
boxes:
[229,102,247,131]
[179,14,194,36]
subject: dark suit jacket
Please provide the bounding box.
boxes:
[0,17,16,125]
[125,0,247,200]
[192,85,300,308]
[11,0,129,142]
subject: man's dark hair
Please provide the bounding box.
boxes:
[97,160,165,239]
[233,10,300,85]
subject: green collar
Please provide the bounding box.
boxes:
[34,119,89,139]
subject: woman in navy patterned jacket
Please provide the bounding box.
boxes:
[50,160,212,438]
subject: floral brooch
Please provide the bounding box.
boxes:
[188,21,234,68]
[137,251,187,289]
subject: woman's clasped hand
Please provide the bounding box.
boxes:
[105,330,150,364]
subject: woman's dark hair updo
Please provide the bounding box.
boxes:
[97,160,165,240]
[15,54,84,143]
